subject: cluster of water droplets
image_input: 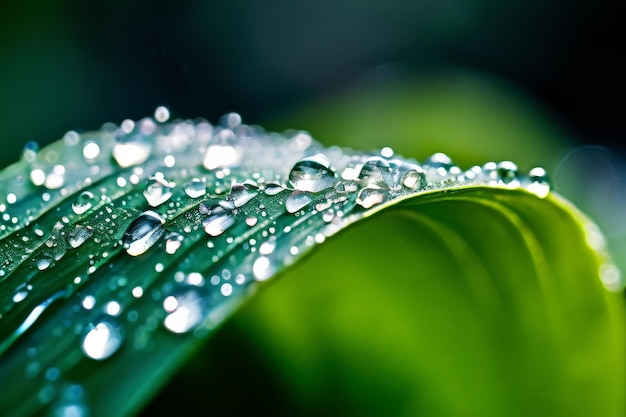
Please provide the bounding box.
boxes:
[0,106,613,416]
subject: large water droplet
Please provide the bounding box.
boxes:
[263,182,284,196]
[163,289,206,334]
[358,157,394,188]
[143,176,173,207]
[122,211,166,256]
[112,135,152,168]
[288,154,336,192]
[202,206,236,237]
[183,178,206,198]
[67,225,94,249]
[72,191,96,215]
[402,167,427,190]
[285,191,312,213]
[81,320,123,360]
[496,161,519,186]
[228,181,259,208]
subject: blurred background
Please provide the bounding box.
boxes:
[1,0,625,415]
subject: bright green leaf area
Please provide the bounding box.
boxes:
[146,189,626,417]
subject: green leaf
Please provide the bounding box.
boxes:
[0,111,623,417]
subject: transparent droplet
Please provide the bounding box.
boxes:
[402,167,427,189]
[13,290,29,303]
[358,157,394,188]
[22,141,39,162]
[259,238,276,255]
[285,191,312,213]
[81,320,123,360]
[228,182,259,208]
[496,161,519,186]
[334,181,359,193]
[165,232,184,254]
[122,211,166,256]
[202,207,237,237]
[203,145,240,170]
[183,178,206,198]
[263,182,284,196]
[218,112,242,128]
[253,256,276,281]
[143,176,173,207]
[112,136,151,168]
[82,143,100,161]
[67,225,93,249]
[527,167,551,198]
[154,106,171,123]
[288,155,336,193]
[356,187,388,209]
[163,288,206,334]
[36,258,52,271]
[72,191,95,214]
[44,165,66,189]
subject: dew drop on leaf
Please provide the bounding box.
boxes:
[228,181,259,208]
[183,178,206,198]
[71,191,96,215]
[288,154,335,193]
[162,289,206,334]
[122,211,166,256]
[356,187,388,209]
[202,207,236,237]
[67,225,93,249]
[81,320,123,361]
[285,191,312,213]
[143,176,173,207]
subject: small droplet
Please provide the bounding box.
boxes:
[36,258,52,271]
[82,143,100,160]
[163,289,206,334]
[165,232,184,254]
[143,176,173,207]
[228,182,259,208]
[81,320,123,360]
[496,161,519,186]
[285,191,312,213]
[122,211,166,256]
[219,112,242,128]
[202,206,236,237]
[245,216,258,226]
[527,167,551,198]
[154,106,171,123]
[183,179,206,198]
[288,155,336,193]
[356,187,388,209]
[67,225,93,249]
[253,256,275,281]
[263,182,284,196]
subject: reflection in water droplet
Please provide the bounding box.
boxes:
[285,191,312,213]
[163,289,206,334]
[358,157,394,188]
[402,168,426,189]
[253,256,275,281]
[496,161,519,186]
[67,225,93,249]
[122,211,166,256]
[81,320,123,360]
[113,136,151,168]
[356,188,388,209]
[71,191,96,215]
[143,176,173,207]
[183,178,206,198]
[229,182,259,208]
[288,155,335,192]
[527,167,551,198]
[203,207,236,237]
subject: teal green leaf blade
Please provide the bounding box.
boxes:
[0,113,624,417]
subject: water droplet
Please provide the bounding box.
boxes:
[22,141,39,162]
[253,256,275,281]
[143,176,173,207]
[81,320,123,360]
[263,182,284,196]
[259,238,276,255]
[402,167,427,189]
[82,143,100,160]
[495,161,519,186]
[36,258,52,271]
[122,211,166,256]
[203,145,240,170]
[228,182,259,208]
[44,165,66,189]
[13,290,29,303]
[219,112,242,128]
[356,187,388,209]
[358,157,394,188]
[288,154,336,192]
[112,136,152,168]
[154,106,171,123]
[163,288,206,334]
[285,191,312,213]
[334,181,359,193]
[67,225,93,249]
[183,178,206,198]
[202,206,236,237]
[245,216,258,226]
[165,232,184,254]
[527,167,551,198]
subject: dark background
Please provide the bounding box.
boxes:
[0,0,624,165]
